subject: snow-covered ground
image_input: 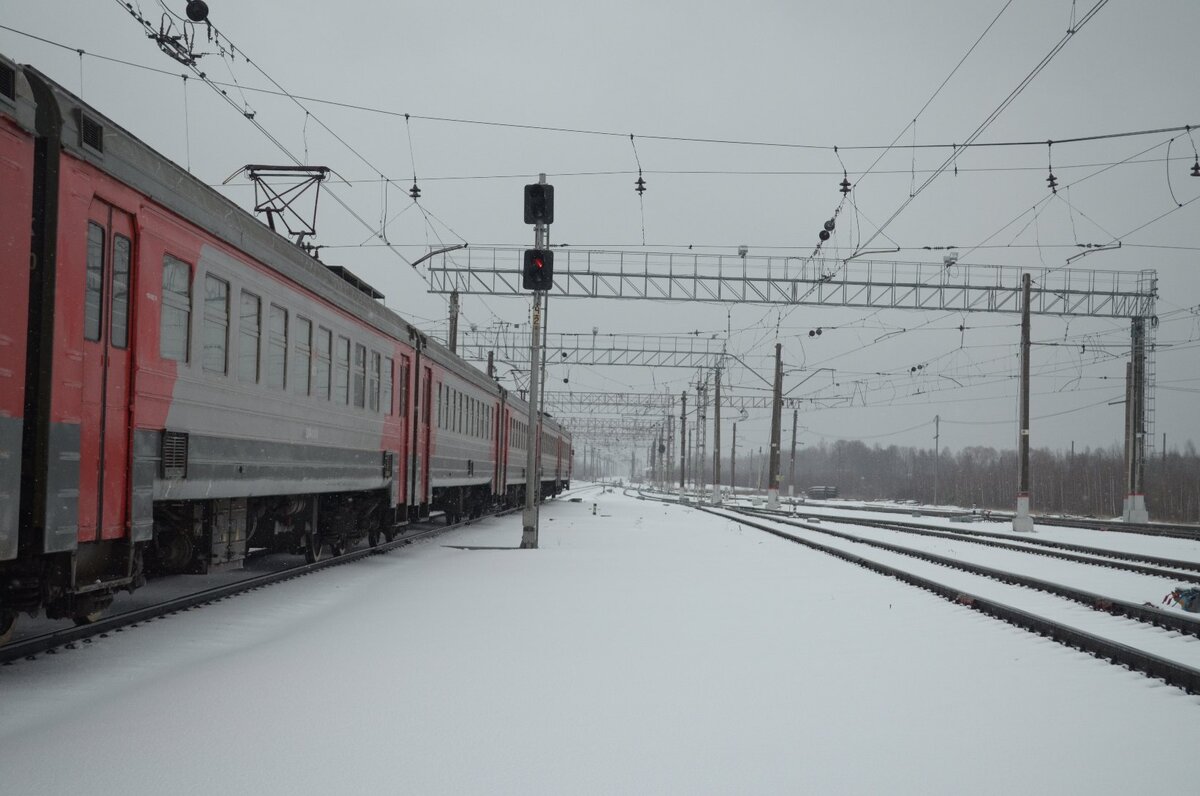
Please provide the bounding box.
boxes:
[1,484,1197,794]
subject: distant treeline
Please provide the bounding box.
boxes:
[726,439,1200,522]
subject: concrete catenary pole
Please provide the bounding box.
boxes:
[1013,273,1034,533]
[1123,317,1149,522]
[934,414,940,506]
[767,342,783,509]
[731,422,737,499]
[679,391,687,497]
[788,408,798,499]
[712,367,722,503]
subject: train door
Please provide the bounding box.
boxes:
[78,200,135,544]
[397,353,411,506]
[417,365,432,510]
[494,397,506,497]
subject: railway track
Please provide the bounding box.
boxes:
[0,509,516,666]
[792,498,1200,540]
[740,505,1200,580]
[636,490,1200,695]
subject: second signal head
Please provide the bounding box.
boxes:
[522,249,554,291]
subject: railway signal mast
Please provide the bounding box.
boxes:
[521,176,554,549]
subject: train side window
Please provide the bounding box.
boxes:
[335,336,350,404]
[382,357,393,415]
[161,255,192,362]
[238,291,261,383]
[84,222,105,342]
[314,326,331,400]
[267,304,288,390]
[369,351,381,412]
[353,344,366,408]
[293,317,312,396]
[202,274,229,374]
[111,235,131,348]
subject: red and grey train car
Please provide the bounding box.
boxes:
[0,56,571,641]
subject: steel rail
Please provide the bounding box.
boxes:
[631,489,1200,694]
[793,500,1200,541]
[701,505,1200,694]
[740,506,1200,579]
[712,506,1200,638]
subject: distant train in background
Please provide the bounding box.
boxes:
[0,54,571,642]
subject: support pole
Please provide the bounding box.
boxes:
[448,290,460,354]
[696,381,706,496]
[934,414,940,506]
[520,174,548,549]
[731,422,737,499]
[679,391,687,498]
[521,290,543,548]
[712,368,722,504]
[1124,317,1149,522]
[788,408,798,499]
[1013,273,1034,532]
[767,342,783,510]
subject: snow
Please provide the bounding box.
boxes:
[1,484,1197,794]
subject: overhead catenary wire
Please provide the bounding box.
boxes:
[852,0,1113,257]
[4,21,1191,158]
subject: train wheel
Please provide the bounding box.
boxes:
[304,533,325,564]
[0,610,16,645]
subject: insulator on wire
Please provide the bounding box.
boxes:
[1046,172,1058,193]
[818,229,830,242]
[635,175,647,195]
[823,218,836,232]
[409,182,421,200]
[839,176,851,195]
[1191,158,1200,177]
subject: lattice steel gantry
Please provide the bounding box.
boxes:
[425,247,1156,319]
[451,330,723,370]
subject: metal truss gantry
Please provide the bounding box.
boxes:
[452,331,723,369]
[543,390,825,415]
[563,418,663,439]
[426,247,1156,319]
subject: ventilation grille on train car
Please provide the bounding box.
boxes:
[79,113,104,154]
[0,64,14,103]
[161,431,189,479]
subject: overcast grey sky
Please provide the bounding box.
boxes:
[4,1,1198,458]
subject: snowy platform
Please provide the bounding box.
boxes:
[1,484,1196,794]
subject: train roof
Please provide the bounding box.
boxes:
[15,58,566,440]
[0,54,37,133]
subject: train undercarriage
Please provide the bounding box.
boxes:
[0,478,569,644]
